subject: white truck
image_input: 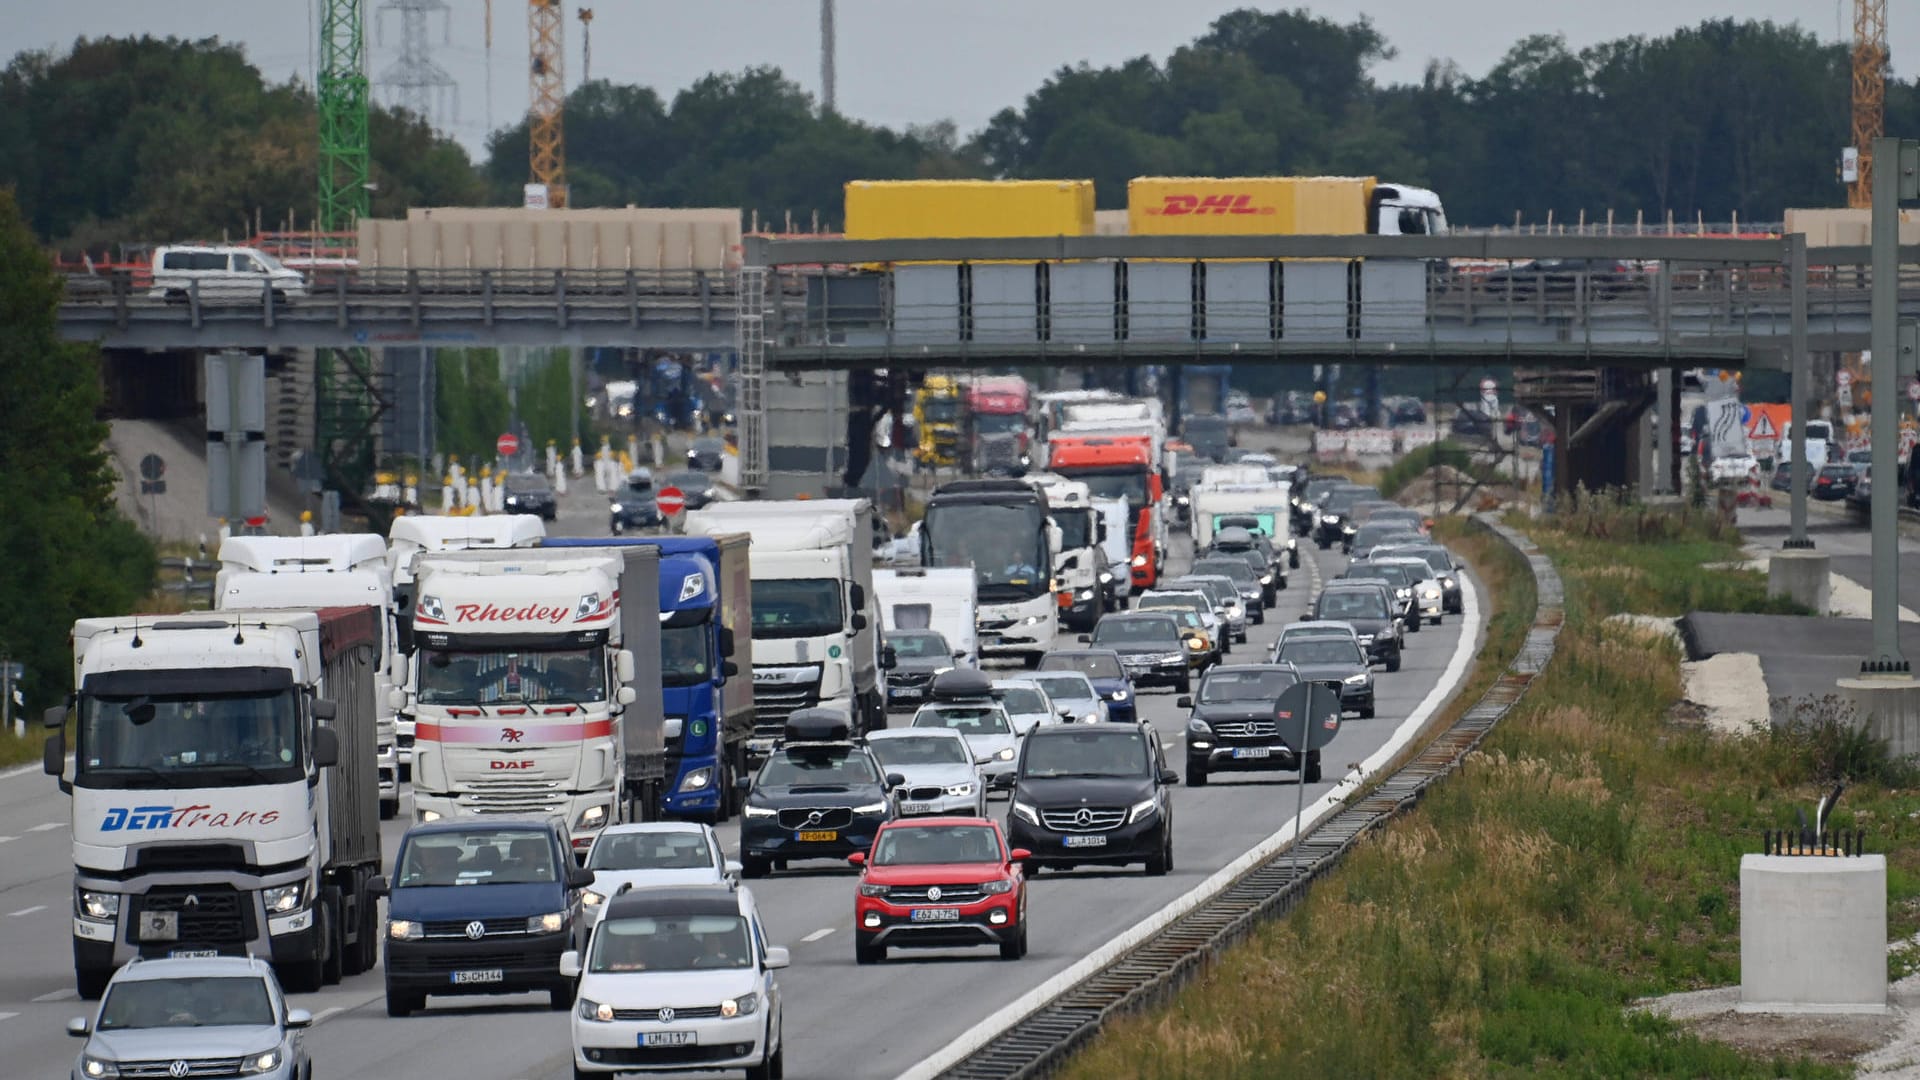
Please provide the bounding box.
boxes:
[1190,483,1294,549]
[875,567,979,666]
[1026,472,1111,632]
[684,498,889,754]
[45,607,384,998]
[1094,496,1133,610]
[215,533,405,820]
[385,514,546,778]
[398,547,665,857]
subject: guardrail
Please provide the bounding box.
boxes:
[933,515,1563,1080]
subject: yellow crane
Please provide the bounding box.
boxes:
[529,0,567,207]
[1850,0,1887,209]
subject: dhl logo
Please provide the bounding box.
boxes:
[1148,194,1277,216]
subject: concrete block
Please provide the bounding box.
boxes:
[1768,549,1831,614]
[1738,853,1887,1014]
[1837,675,1920,760]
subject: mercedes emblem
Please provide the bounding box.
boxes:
[658,1007,676,1024]
[169,1062,190,1079]
[465,920,486,940]
[927,886,943,902]
[1074,808,1094,828]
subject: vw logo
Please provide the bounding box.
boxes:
[169,1062,190,1079]
[1074,808,1094,828]
[465,920,486,940]
[926,886,943,902]
[658,1007,676,1024]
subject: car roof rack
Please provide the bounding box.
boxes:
[783,707,854,745]
[927,668,996,701]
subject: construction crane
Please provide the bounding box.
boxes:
[529,0,567,208]
[1850,0,1888,209]
[318,0,370,232]
[578,8,594,84]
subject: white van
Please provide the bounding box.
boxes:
[148,245,308,303]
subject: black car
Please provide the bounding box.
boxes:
[1084,611,1192,693]
[1179,664,1325,785]
[1312,584,1403,671]
[1294,476,1344,534]
[1348,522,1421,561]
[374,818,593,1017]
[1273,635,1374,718]
[609,469,663,533]
[502,471,558,520]
[1190,556,1267,624]
[1387,397,1428,426]
[1479,258,1634,300]
[686,436,729,471]
[661,468,722,511]
[737,710,899,877]
[1813,463,1858,500]
[885,629,963,710]
[1205,527,1283,603]
[1007,722,1176,875]
[1311,486,1373,550]
[1338,564,1422,633]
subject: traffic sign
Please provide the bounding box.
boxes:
[656,485,686,517]
[1908,378,1920,403]
[1749,413,1778,441]
[139,453,165,482]
[496,432,521,457]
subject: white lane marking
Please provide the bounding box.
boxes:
[0,836,16,844]
[32,989,77,1003]
[313,1006,345,1024]
[897,560,1484,1080]
[800,926,836,943]
[29,822,61,832]
[0,756,70,783]
[9,904,47,917]
[0,1011,17,1022]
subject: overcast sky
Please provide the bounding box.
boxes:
[6,1,1906,157]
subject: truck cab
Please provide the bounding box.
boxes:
[1026,473,1110,632]
[1045,435,1164,590]
[922,480,1060,667]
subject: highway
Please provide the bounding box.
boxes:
[0,465,1484,1079]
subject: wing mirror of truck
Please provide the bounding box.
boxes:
[880,645,897,671]
[615,649,637,683]
[723,661,740,679]
[43,704,67,729]
[849,583,867,612]
[311,698,338,721]
[385,686,407,713]
[44,729,69,790]
[1097,521,1109,542]
[663,717,684,740]
[311,727,341,769]
[851,612,869,633]
[719,625,737,658]
[616,686,639,706]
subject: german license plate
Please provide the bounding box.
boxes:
[1063,834,1108,848]
[641,1031,697,1048]
[1232,747,1272,760]
[137,912,178,942]
[891,688,920,700]
[899,802,935,815]
[169,949,219,959]
[449,968,504,984]
[796,829,838,842]
[910,907,960,922]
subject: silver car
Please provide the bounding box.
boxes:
[580,822,740,925]
[911,701,1021,790]
[1022,671,1109,723]
[992,679,1062,735]
[1367,556,1445,624]
[69,955,310,1080]
[1169,574,1248,642]
[866,728,989,816]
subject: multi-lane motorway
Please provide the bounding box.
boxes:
[0,472,1483,1080]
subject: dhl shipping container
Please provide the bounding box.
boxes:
[844,180,1094,240]
[1127,176,1377,236]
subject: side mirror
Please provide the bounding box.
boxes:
[567,866,596,889]
[1097,521,1109,542]
[559,950,582,979]
[367,875,390,897]
[975,753,993,766]
[722,661,740,679]
[43,704,66,730]
[385,686,406,712]
[662,717,684,740]
[311,698,338,721]
[1158,768,1179,786]
[847,852,866,867]
[764,946,791,971]
[952,650,967,660]
[43,729,65,778]
[1176,696,1193,710]
[735,775,753,794]
[66,1017,89,1038]
[1009,847,1032,862]
[311,727,340,769]
[849,583,867,612]
[719,625,737,658]
[615,649,637,683]
[1076,634,1091,644]
[724,859,742,881]
[285,1008,313,1029]
[885,772,907,789]
[616,686,639,706]
[851,612,869,633]
[879,645,896,670]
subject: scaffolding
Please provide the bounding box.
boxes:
[736,266,769,491]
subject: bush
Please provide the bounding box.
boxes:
[1379,439,1493,499]
[1765,695,1920,788]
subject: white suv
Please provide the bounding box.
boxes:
[564,884,787,1080]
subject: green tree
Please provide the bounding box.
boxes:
[0,189,154,710]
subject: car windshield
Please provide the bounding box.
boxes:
[1352,565,1411,588]
[1027,674,1093,702]
[869,734,970,768]
[78,689,302,784]
[1319,590,1388,620]
[1280,639,1367,666]
[886,632,950,659]
[1193,560,1256,586]
[914,706,1011,736]
[1091,617,1178,644]
[397,829,558,886]
[97,976,274,1030]
[589,914,752,973]
[758,748,880,787]
[749,578,844,639]
[1199,668,1298,703]
[1021,730,1148,778]
[664,470,710,491]
[693,438,726,455]
[505,474,550,494]
[1820,466,1852,479]
[661,622,713,688]
[996,685,1050,714]
[923,501,1049,593]
[873,824,1003,865]
[417,645,607,704]
[1068,468,1150,506]
[1039,652,1123,679]
[588,831,716,871]
[974,412,1025,435]
[1138,594,1206,616]
[624,474,654,496]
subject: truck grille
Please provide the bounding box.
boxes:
[1213,720,1279,739]
[1039,807,1127,833]
[455,777,568,816]
[752,684,821,732]
[132,887,250,945]
[776,807,852,830]
[117,1058,246,1078]
[611,1004,724,1021]
[423,918,531,939]
[883,882,988,903]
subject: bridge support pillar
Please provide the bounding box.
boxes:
[1767,549,1830,614]
[1837,676,1920,761]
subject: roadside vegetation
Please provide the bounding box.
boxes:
[1061,496,1918,1079]
[1378,440,1500,501]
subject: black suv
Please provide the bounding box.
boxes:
[1179,664,1323,785]
[1205,527,1283,604]
[609,469,664,534]
[1190,556,1267,624]
[502,471,558,520]
[1311,584,1403,671]
[737,709,900,877]
[1311,486,1374,550]
[1007,723,1177,876]
[1084,611,1192,693]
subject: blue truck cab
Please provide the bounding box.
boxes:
[544,535,754,822]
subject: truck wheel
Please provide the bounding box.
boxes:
[854,938,886,965]
[1176,673,1191,695]
[1386,652,1402,673]
[1304,753,1324,784]
[549,982,575,1010]
[343,886,379,976]
[319,897,343,985]
[76,967,111,1001]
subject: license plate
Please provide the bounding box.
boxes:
[982,634,1004,646]
[169,948,218,959]
[137,912,178,942]
[891,688,920,700]
[747,739,777,755]
[910,907,960,922]
[449,968,504,985]
[796,829,838,842]
[1232,747,1272,760]
[1063,834,1108,848]
[899,803,935,815]
[641,1031,697,1048]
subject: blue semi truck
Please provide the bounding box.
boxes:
[544,534,755,821]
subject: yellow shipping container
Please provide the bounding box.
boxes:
[844,180,1095,240]
[1127,176,1377,236]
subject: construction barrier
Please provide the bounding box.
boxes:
[1312,430,1349,461]
[1397,428,1438,452]
[1349,428,1395,456]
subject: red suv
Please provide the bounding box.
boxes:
[849,817,1029,963]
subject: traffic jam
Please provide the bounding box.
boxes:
[44,378,1466,1080]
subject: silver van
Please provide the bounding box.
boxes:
[148,245,308,304]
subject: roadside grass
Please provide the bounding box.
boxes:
[1060,498,1914,1080]
[1378,440,1499,500]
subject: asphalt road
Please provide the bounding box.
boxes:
[0,459,1484,1080]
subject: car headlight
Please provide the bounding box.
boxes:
[576,804,609,829]
[582,889,606,908]
[1421,587,1440,599]
[1344,673,1370,685]
[528,911,565,934]
[1022,615,1046,626]
[263,881,306,914]
[238,1049,283,1075]
[979,878,1015,895]
[1131,554,1148,568]
[80,1055,121,1078]
[852,801,889,814]
[415,594,445,622]
[1343,524,1357,534]
[945,782,977,797]
[859,883,890,897]
[388,919,423,941]
[1011,800,1040,825]
[1099,571,1114,584]
[1176,495,1190,506]
[1127,797,1159,824]
[1186,638,1205,651]
[994,747,1016,762]
[1110,689,1130,702]
[418,809,442,823]
[743,803,776,818]
[1260,574,1273,585]
[1077,589,1094,600]
[579,997,614,1022]
[1441,576,1455,588]
[609,502,624,513]
[1186,718,1213,736]
[76,889,120,921]
[721,992,760,1018]
[677,767,713,792]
